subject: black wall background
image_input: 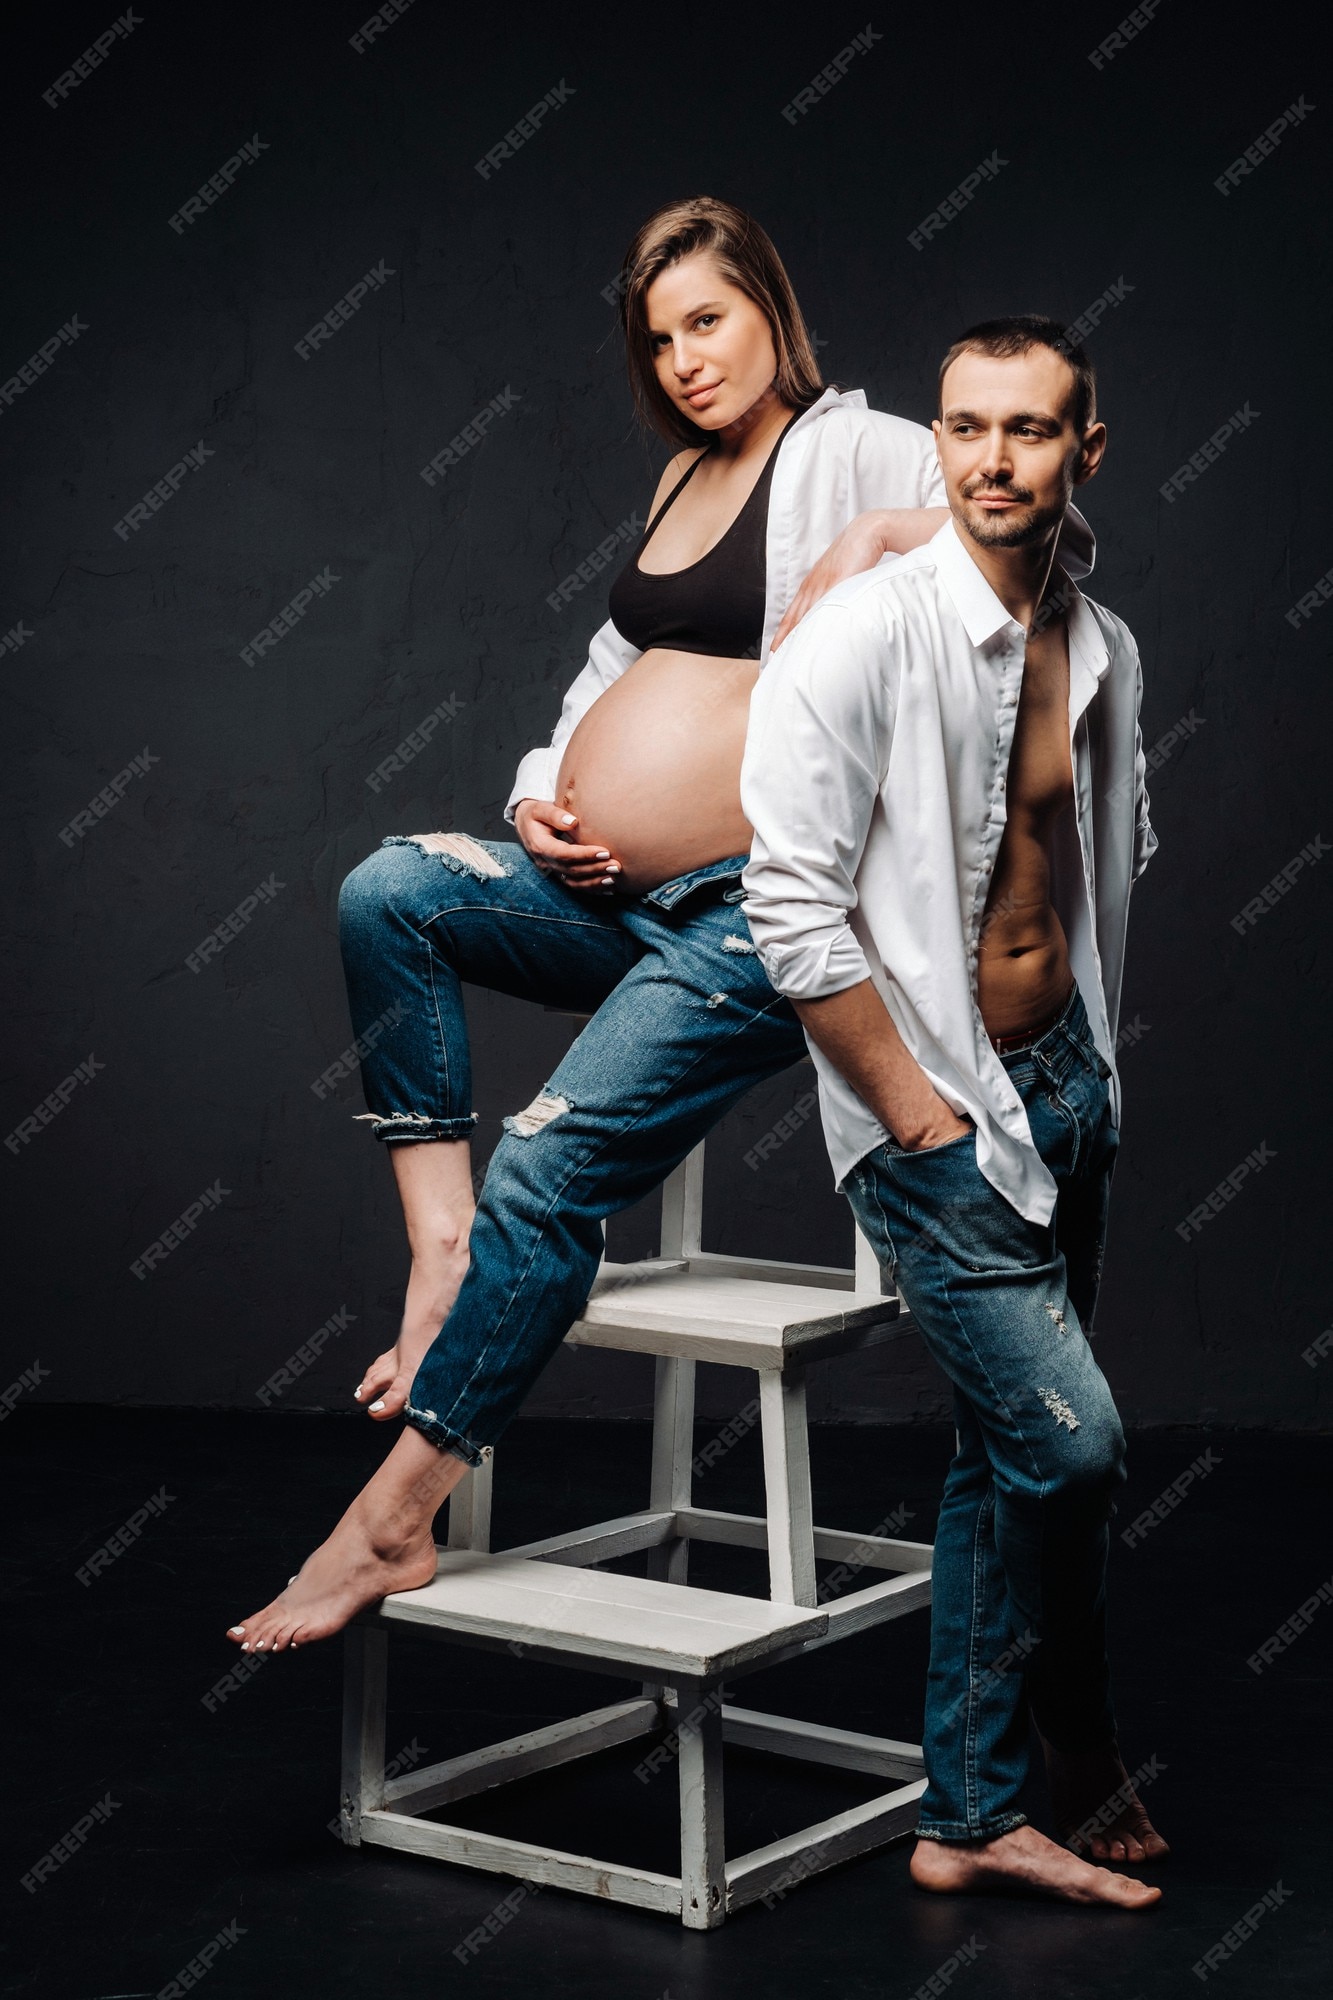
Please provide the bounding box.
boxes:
[4,0,1330,1429]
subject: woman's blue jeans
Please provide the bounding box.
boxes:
[337,833,806,1464]
[842,981,1127,1843]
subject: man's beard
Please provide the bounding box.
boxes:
[956,482,1067,549]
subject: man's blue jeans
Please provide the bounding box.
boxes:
[337,833,806,1464]
[842,981,1127,1844]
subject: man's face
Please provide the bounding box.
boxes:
[933,346,1103,551]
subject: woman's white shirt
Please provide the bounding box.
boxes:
[510,387,954,816]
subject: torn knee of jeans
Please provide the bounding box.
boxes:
[1044,1301,1070,1335]
[397,832,508,879]
[722,933,756,954]
[1036,1385,1080,1431]
[503,1090,571,1138]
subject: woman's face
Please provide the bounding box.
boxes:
[644,251,781,433]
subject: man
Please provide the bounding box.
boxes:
[739,317,1165,1910]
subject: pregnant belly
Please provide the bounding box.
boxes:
[555,649,759,893]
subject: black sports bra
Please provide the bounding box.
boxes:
[607,409,803,660]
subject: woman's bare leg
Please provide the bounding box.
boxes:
[226,1425,469,1651]
[354,1139,476,1421]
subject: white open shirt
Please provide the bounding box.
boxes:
[739,517,1158,1226]
[506,383,1093,818]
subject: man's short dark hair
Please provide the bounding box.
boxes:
[939,315,1097,434]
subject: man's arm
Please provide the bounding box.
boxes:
[740,596,967,1149]
[793,980,971,1150]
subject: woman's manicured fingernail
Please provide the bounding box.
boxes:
[606,862,621,873]
[561,813,577,825]
[601,876,614,887]
[595,850,610,859]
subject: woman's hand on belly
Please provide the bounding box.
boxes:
[513,798,622,891]
[555,648,759,894]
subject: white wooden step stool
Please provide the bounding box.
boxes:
[340,1130,935,1925]
[341,1548,929,1926]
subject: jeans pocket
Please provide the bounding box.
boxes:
[880,1125,976,1161]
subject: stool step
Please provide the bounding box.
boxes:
[567,1262,908,1367]
[371,1549,827,1675]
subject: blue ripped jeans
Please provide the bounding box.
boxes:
[842,982,1127,1844]
[337,833,806,1464]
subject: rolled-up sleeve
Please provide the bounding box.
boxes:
[740,595,897,999]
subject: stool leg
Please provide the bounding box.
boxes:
[676,1678,726,1929]
[339,1626,387,1846]
[647,1355,695,1586]
[446,1454,493,1552]
[760,1370,817,1607]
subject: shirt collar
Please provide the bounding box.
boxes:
[1065,582,1110,684]
[929,518,1021,647]
[929,517,1111,683]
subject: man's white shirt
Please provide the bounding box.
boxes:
[740,516,1158,1226]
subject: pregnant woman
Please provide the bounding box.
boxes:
[228,197,1092,1652]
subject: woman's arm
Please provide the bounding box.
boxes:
[771,508,946,651]
[771,498,1098,654]
[506,451,700,886]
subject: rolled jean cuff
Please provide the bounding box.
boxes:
[403,1400,493,1470]
[353,1111,479,1144]
[914,1809,1028,1845]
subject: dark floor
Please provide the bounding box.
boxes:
[4,1409,1330,1999]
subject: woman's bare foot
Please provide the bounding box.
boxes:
[1039,1734,1171,1863]
[226,1425,467,1650]
[910,1826,1161,1908]
[355,1245,469,1421]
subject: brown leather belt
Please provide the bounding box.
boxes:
[988,982,1076,1056]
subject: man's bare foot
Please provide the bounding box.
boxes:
[910,1825,1161,1907]
[225,1426,467,1651]
[1039,1733,1171,1863]
[355,1247,469,1421]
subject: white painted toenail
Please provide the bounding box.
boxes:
[369,1399,385,1412]
[228,1626,245,1636]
